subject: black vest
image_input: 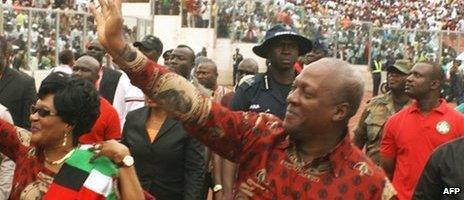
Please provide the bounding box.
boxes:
[99,68,122,104]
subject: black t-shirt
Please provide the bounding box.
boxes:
[230,74,292,119]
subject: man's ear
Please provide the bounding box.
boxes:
[430,79,441,90]
[332,102,350,122]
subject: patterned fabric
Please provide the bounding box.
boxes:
[0,119,53,200]
[185,104,396,199]
[44,146,118,200]
[212,86,233,103]
[0,120,154,200]
[113,49,397,200]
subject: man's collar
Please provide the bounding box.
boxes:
[283,131,353,177]
[409,98,448,114]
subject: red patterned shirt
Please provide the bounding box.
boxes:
[0,120,53,200]
[120,57,397,200]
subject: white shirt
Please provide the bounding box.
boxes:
[50,64,73,75]
[110,70,145,127]
[0,104,14,200]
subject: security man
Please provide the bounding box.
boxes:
[371,55,383,96]
[353,59,413,165]
[230,24,313,119]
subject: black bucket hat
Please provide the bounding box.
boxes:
[252,24,313,58]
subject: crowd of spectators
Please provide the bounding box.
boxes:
[1,1,140,71]
[2,0,464,67]
[214,0,464,65]
[180,0,216,28]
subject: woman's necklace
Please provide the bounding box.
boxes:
[43,149,74,165]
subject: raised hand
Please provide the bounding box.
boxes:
[90,0,125,57]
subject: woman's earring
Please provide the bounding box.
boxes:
[62,131,69,147]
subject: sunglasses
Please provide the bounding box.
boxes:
[30,105,58,118]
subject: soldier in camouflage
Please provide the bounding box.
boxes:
[353,59,413,165]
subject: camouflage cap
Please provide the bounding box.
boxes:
[388,59,412,74]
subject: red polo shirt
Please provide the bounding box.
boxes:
[380,99,464,200]
[79,97,121,144]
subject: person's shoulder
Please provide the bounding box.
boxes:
[99,97,118,112]
[436,137,464,154]
[368,93,391,105]
[444,103,464,118]
[126,106,148,118]
[428,137,464,166]
[8,67,32,79]
[365,94,391,110]
[389,103,413,120]
[237,73,265,90]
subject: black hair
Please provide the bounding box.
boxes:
[176,44,195,62]
[151,36,164,53]
[162,49,173,59]
[38,72,100,146]
[59,49,74,65]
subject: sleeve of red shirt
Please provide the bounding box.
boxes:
[184,102,281,162]
[380,117,397,158]
[118,56,281,162]
[0,119,28,162]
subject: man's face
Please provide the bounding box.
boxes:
[405,64,434,99]
[86,45,105,63]
[194,62,217,90]
[284,65,337,140]
[72,64,99,85]
[267,38,299,70]
[163,52,172,66]
[387,69,408,93]
[169,47,194,79]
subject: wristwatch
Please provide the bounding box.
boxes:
[212,184,223,193]
[118,155,134,167]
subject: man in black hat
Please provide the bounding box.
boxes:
[230,24,313,119]
[133,35,163,62]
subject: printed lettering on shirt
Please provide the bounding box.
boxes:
[249,104,260,110]
[280,160,320,182]
[443,187,461,195]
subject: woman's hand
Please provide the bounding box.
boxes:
[90,140,130,164]
[90,0,126,57]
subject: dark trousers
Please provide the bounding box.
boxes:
[372,72,381,96]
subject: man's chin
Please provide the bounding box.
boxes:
[405,91,415,98]
[283,122,298,136]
